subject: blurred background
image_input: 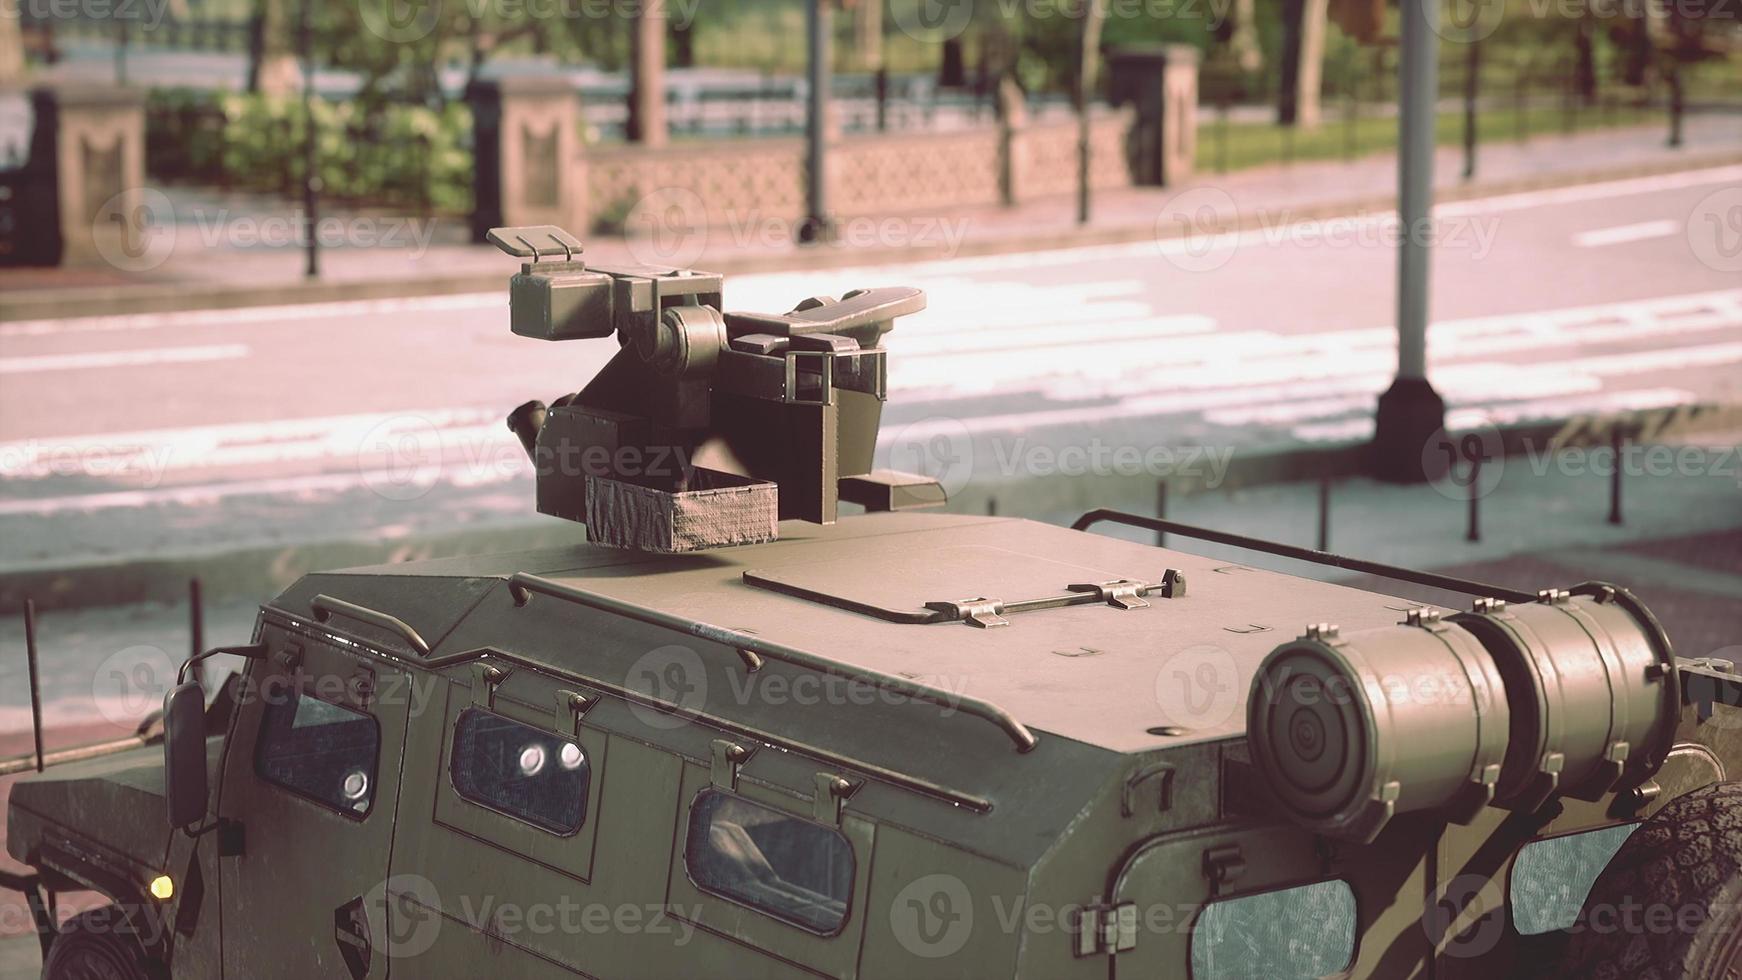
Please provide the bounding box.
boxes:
[0,0,1738,971]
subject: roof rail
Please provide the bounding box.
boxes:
[506,572,1038,754]
[1072,508,1537,603]
[310,594,432,656]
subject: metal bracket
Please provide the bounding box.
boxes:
[471,663,510,709]
[1203,844,1247,897]
[349,663,377,708]
[274,642,303,672]
[1160,568,1187,598]
[924,597,1009,629]
[1121,762,1176,817]
[1074,901,1138,957]
[553,689,597,737]
[1402,608,1449,633]
[1682,658,1742,723]
[1067,580,1150,610]
[711,739,751,791]
[812,773,858,825]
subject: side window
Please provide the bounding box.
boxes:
[254,689,380,817]
[1191,879,1357,980]
[449,708,590,835]
[683,788,854,935]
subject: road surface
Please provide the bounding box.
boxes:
[1,165,1739,570]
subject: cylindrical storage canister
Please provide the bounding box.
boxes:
[1246,612,1511,844]
[1452,584,1678,807]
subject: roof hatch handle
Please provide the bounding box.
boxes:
[924,597,1010,629]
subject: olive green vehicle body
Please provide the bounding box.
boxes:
[9,509,1740,979]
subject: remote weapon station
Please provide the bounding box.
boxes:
[5,228,1739,980]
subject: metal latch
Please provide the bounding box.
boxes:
[1203,844,1247,897]
[924,597,1009,629]
[711,739,751,791]
[1074,902,1138,957]
[1067,579,1150,610]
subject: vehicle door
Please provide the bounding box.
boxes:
[216,623,413,980]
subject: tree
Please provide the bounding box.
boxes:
[1278,0,1329,127]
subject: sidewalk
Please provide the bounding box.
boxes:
[4,116,1738,321]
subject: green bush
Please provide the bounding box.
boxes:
[147,89,473,214]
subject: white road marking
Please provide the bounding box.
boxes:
[1572,219,1681,248]
[7,166,1740,338]
[2,288,1737,516]
[0,344,250,375]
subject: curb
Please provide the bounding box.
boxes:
[4,402,1735,616]
[3,149,1737,322]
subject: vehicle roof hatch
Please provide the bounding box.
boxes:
[742,545,1184,628]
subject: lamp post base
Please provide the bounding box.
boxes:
[1370,376,1447,483]
[796,215,837,245]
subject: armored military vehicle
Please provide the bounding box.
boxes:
[5,227,1739,980]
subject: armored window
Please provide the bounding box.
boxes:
[1510,823,1637,935]
[683,789,854,935]
[449,708,590,835]
[254,689,380,818]
[1191,879,1356,979]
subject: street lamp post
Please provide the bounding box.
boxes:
[799,0,836,244]
[299,0,319,279]
[1370,0,1446,481]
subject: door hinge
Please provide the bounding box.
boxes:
[1074,901,1138,957]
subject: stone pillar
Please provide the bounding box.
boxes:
[1106,45,1198,187]
[628,0,667,147]
[467,75,583,242]
[0,12,24,87]
[31,84,147,267]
